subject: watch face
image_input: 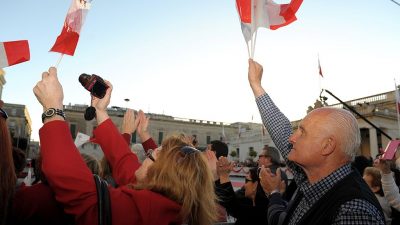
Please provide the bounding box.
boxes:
[45,108,56,117]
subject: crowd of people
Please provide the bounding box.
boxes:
[1,59,400,224]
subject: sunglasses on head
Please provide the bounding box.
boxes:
[0,108,8,120]
[146,149,156,162]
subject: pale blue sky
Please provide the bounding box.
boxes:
[1,0,399,141]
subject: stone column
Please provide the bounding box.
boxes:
[369,128,379,158]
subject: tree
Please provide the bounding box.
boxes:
[230,150,237,158]
[248,148,257,158]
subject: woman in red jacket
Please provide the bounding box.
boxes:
[0,100,17,225]
[33,67,217,225]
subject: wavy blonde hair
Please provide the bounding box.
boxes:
[135,135,217,225]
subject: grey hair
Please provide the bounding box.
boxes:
[321,108,360,161]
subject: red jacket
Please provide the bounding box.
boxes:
[10,183,74,225]
[39,119,182,225]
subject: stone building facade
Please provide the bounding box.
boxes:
[296,89,400,159]
[63,104,275,161]
[2,103,32,153]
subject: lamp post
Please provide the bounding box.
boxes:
[124,98,130,110]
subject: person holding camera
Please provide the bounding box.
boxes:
[214,156,269,225]
[248,59,385,225]
[33,67,218,225]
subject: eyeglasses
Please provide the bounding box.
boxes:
[245,178,254,183]
[0,108,8,120]
[146,149,155,162]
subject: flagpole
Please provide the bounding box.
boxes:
[318,54,323,96]
[251,30,258,59]
[261,124,264,146]
[394,79,400,138]
[55,54,64,69]
[390,0,400,6]
[250,0,255,59]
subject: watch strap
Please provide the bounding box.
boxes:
[42,108,65,123]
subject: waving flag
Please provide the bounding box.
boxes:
[318,56,323,77]
[236,0,303,57]
[50,0,92,56]
[0,40,30,69]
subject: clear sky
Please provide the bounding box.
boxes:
[1,0,399,141]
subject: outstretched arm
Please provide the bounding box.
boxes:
[91,82,141,185]
[248,59,304,183]
[34,67,98,218]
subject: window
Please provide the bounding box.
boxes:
[206,135,211,144]
[131,131,137,143]
[158,132,164,145]
[11,108,17,116]
[236,148,240,157]
[70,123,77,139]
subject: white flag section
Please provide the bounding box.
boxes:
[236,0,303,58]
[74,132,90,148]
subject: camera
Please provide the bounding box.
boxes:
[79,73,109,99]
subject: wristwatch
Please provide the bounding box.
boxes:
[42,108,65,123]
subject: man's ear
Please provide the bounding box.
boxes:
[321,137,336,156]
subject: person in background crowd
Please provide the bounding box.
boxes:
[10,152,74,225]
[248,59,385,225]
[363,166,392,224]
[353,155,373,175]
[12,147,27,188]
[0,100,17,225]
[81,153,101,175]
[208,140,229,159]
[258,145,289,198]
[215,159,269,225]
[33,67,217,225]
[375,157,400,224]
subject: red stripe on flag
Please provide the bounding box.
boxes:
[50,0,91,56]
[3,40,30,67]
[270,0,303,30]
[50,26,80,56]
[236,0,252,23]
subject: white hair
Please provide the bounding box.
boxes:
[324,108,360,160]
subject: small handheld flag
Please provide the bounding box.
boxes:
[318,57,323,77]
[235,0,303,58]
[50,0,92,56]
[0,40,30,69]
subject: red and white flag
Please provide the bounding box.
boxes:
[236,0,303,58]
[318,57,323,77]
[0,40,30,69]
[50,0,92,56]
[236,0,303,43]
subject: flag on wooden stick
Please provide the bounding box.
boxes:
[50,0,92,56]
[0,40,30,68]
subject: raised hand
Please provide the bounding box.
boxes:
[122,108,139,134]
[248,59,265,97]
[91,80,113,124]
[33,67,64,111]
[374,158,392,174]
[216,156,233,183]
[259,166,281,195]
[136,110,151,142]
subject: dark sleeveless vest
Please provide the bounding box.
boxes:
[283,170,384,225]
